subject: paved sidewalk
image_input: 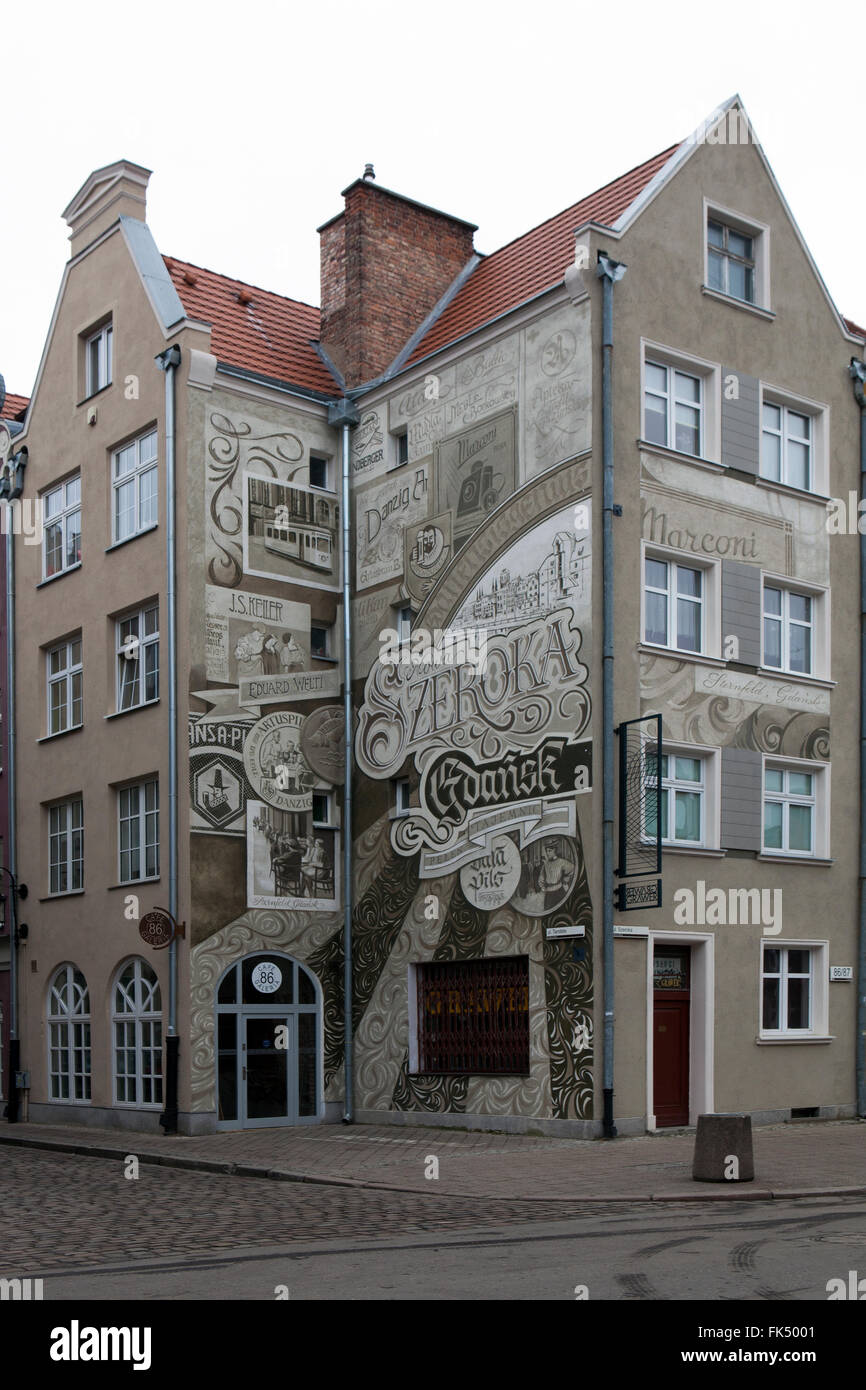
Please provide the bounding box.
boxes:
[1,1116,864,1202]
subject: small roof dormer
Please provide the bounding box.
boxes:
[63,159,152,258]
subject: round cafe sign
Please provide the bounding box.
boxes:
[251,961,282,994]
[459,835,521,911]
[139,910,174,949]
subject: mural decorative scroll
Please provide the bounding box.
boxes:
[206,412,305,588]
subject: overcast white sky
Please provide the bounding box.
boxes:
[2,0,863,396]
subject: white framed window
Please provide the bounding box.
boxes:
[760,574,829,681]
[312,791,333,826]
[85,322,112,397]
[48,964,91,1101]
[392,777,411,817]
[116,604,159,711]
[42,475,81,579]
[703,202,770,309]
[46,636,82,735]
[643,553,703,653]
[49,798,83,894]
[762,402,810,489]
[640,342,720,462]
[762,758,829,859]
[644,362,703,456]
[309,455,331,489]
[707,221,755,302]
[645,752,704,846]
[762,584,809,675]
[760,942,829,1038]
[118,779,159,883]
[113,958,163,1106]
[112,428,158,542]
[759,386,828,495]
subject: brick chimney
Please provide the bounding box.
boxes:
[63,159,152,258]
[319,175,477,387]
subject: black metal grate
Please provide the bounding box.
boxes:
[617,713,662,878]
[416,957,529,1075]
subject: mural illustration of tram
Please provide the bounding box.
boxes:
[264,520,333,573]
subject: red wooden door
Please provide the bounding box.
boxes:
[653,947,690,1127]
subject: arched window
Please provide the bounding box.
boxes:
[48,964,91,1102]
[113,958,163,1106]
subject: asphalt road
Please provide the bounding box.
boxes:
[2,1148,865,1301]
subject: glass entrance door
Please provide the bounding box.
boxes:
[244,1015,291,1125]
[216,954,320,1129]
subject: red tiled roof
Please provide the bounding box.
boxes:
[844,316,866,339]
[164,257,339,396]
[405,145,680,366]
[1,393,29,421]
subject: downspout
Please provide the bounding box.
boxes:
[2,438,25,1121]
[156,344,181,1134]
[850,356,866,1118]
[328,399,359,1122]
[597,253,626,1139]
[341,421,353,1122]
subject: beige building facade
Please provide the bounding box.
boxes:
[6,97,865,1137]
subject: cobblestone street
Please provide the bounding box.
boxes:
[2,1146,866,1307]
[0,1147,621,1274]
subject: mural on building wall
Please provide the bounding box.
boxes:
[434,409,516,550]
[206,585,310,684]
[193,320,595,1125]
[383,305,590,483]
[189,713,256,835]
[351,479,595,1120]
[247,802,339,911]
[404,512,453,605]
[243,711,315,812]
[189,905,342,1115]
[300,705,345,784]
[355,463,431,590]
[640,654,830,757]
[351,408,387,480]
[206,408,316,589]
[523,301,591,479]
[243,473,340,591]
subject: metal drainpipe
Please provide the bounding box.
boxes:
[340,420,354,1122]
[3,449,22,1121]
[850,356,866,1118]
[597,253,626,1139]
[156,344,181,1134]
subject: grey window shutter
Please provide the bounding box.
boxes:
[720,746,762,851]
[721,368,760,475]
[722,559,762,666]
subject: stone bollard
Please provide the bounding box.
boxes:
[692,1112,754,1182]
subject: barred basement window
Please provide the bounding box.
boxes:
[416,957,529,1074]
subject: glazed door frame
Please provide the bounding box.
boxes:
[215,953,321,1130]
